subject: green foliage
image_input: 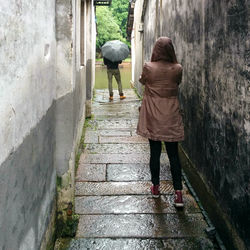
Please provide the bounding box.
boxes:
[133,86,143,101]
[110,0,129,40]
[53,238,71,250]
[96,6,125,50]
[56,176,62,188]
[56,214,79,238]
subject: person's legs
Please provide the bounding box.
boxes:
[164,142,182,190]
[107,69,113,97]
[113,69,124,96]
[164,141,183,207]
[149,139,162,186]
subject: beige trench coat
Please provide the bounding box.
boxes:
[136,59,184,142]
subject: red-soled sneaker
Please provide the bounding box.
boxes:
[174,190,184,208]
[151,185,160,198]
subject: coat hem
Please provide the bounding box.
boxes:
[136,130,184,142]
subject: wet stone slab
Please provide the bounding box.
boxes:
[79,153,169,164]
[94,94,140,105]
[99,135,148,144]
[93,99,140,107]
[85,143,150,154]
[93,102,140,109]
[107,163,171,181]
[96,119,135,129]
[94,115,139,120]
[99,130,131,136]
[94,92,140,101]
[131,119,140,128]
[76,213,208,238]
[83,131,99,143]
[76,164,106,182]
[93,108,138,116]
[68,237,215,250]
[73,88,216,249]
[75,194,200,214]
[84,131,134,144]
[93,108,140,119]
[83,119,98,130]
[75,181,174,196]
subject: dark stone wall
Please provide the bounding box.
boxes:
[0,104,56,250]
[143,0,249,247]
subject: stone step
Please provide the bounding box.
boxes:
[75,181,176,196]
[99,135,148,144]
[106,163,171,182]
[84,143,150,154]
[68,237,214,250]
[76,214,208,238]
[79,153,169,164]
[76,164,106,182]
[76,163,171,182]
[71,88,217,250]
[91,119,138,130]
[75,194,200,214]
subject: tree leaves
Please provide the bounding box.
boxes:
[96,7,125,50]
[95,0,130,51]
[110,0,129,39]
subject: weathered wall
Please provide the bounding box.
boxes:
[0,0,95,249]
[132,0,249,248]
[85,0,96,117]
[0,0,57,249]
[130,0,144,94]
[55,0,96,215]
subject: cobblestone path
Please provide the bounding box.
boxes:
[68,89,216,249]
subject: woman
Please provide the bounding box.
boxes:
[136,37,184,207]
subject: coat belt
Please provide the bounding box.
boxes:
[144,86,178,98]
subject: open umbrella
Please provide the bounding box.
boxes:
[101,40,129,62]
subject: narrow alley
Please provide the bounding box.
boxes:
[1,0,249,249]
[67,89,216,249]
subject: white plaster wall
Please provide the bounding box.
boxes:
[0,0,96,248]
[132,0,145,94]
[56,0,74,98]
[55,0,96,176]
[0,0,56,166]
[91,0,96,91]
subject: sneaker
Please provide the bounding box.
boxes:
[120,95,126,100]
[151,185,160,198]
[174,190,184,208]
[109,96,113,101]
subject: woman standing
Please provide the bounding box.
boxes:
[136,37,184,207]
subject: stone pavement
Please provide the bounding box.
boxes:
[68,89,216,249]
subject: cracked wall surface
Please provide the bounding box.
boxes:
[132,0,249,248]
[0,0,95,248]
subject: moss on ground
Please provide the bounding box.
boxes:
[54,238,72,250]
[75,115,94,174]
[56,214,79,239]
[56,176,62,188]
[132,86,143,101]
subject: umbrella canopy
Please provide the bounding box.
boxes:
[101,40,129,62]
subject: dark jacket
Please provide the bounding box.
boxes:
[104,57,122,69]
[136,37,184,142]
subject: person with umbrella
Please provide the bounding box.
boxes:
[103,57,126,101]
[101,40,129,101]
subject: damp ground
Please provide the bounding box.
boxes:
[61,89,218,250]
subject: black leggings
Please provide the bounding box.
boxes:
[149,139,183,190]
